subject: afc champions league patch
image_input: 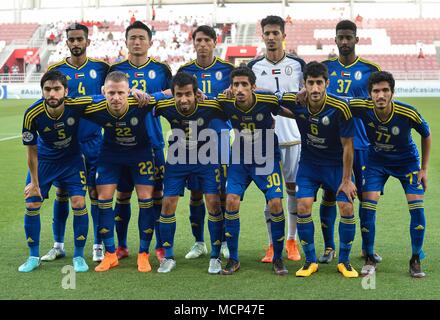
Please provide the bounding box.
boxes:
[285,66,293,76]
[197,117,205,126]
[149,70,156,79]
[321,116,330,126]
[130,117,139,126]
[355,71,362,80]
[67,117,75,126]
[22,131,34,142]
[391,126,400,135]
[256,113,264,121]
[89,69,97,79]
[215,71,223,80]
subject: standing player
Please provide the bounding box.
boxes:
[153,72,225,274]
[80,71,158,273]
[349,71,431,277]
[218,67,291,276]
[248,15,303,262]
[318,20,382,263]
[19,70,91,272]
[178,25,234,260]
[280,62,358,278]
[42,23,109,263]
[109,21,172,262]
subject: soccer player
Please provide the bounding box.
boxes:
[280,62,358,278]
[178,25,234,260]
[80,71,157,273]
[109,21,172,262]
[248,15,303,262]
[19,70,92,272]
[218,66,292,276]
[318,20,382,263]
[42,23,109,263]
[349,71,431,278]
[152,72,225,274]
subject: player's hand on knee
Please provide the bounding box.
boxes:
[418,169,428,191]
[337,180,357,203]
[24,183,42,200]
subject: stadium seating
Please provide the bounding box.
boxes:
[0,23,39,44]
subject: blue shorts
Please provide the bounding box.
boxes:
[164,163,220,197]
[26,157,87,203]
[186,164,228,194]
[79,135,102,188]
[226,161,284,201]
[363,162,424,195]
[116,148,164,192]
[296,162,353,203]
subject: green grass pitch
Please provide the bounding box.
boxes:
[0,97,439,300]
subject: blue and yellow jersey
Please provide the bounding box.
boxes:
[82,96,156,165]
[22,96,93,160]
[323,56,380,150]
[154,97,226,161]
[280,92,354,166]
[109,58,172,149]
[48,57,109,142]
[179,57,234,133]
[349,98,430,166]
[217,92,281,161]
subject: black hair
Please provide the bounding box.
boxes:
[368,71,395,94]
[230,66,256,86]
[192,25,217,42]
[171,72,198,94]
[336,20,357,35]
[66,23,89,39]
[40,70,68,90]
[125,20,152,40]
[105,71,129,84]
[303,61,329,81]
[261,15,285,34]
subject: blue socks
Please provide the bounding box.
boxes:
[319,199,337,250]
[114,197,131,249]
[270,211,285,260]
[338,215,356,263]
[90,197,100,245]
[224,210,240,261]
[189,198,205,242]
[297,214,316,263]
[360,200,377,256]
[208,212,224,258]
[408,200,425,257]
[159,213,176,258]
[53,193,69,243]
[138,199,155,254]
[24,207,41,257]
[98,199,115,253]
[153,197,163,250]
[72,206,88,258]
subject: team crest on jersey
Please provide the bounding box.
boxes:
[22,131,34,142]
[215,71,223,80]
[148,70,156,79]
[355,71,362,80]
[321,116,330,126]
[130,117,139,126]
[197,118,204,126]
[391,126,400,135]
[256,113,264,121]
[67,117,75,126]
[89,69,97,79]
[285,66,293,76]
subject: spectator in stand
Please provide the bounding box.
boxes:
[130,14,136,25]
[286,15,293,25]
[418,48,425,59]
[328,48,337,59]
[3,64,9,74]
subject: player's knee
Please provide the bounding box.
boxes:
[88,188,98,199]
[226,194,240,211]
[338,201,353,216]
[70,196,85,209]
[297,200,311,214]
[153,190,163,199]
[205,195,221,214]
[26,202,42,209]
[117,191,132,199]
[268,198,283,213]
[162,197,178,214]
